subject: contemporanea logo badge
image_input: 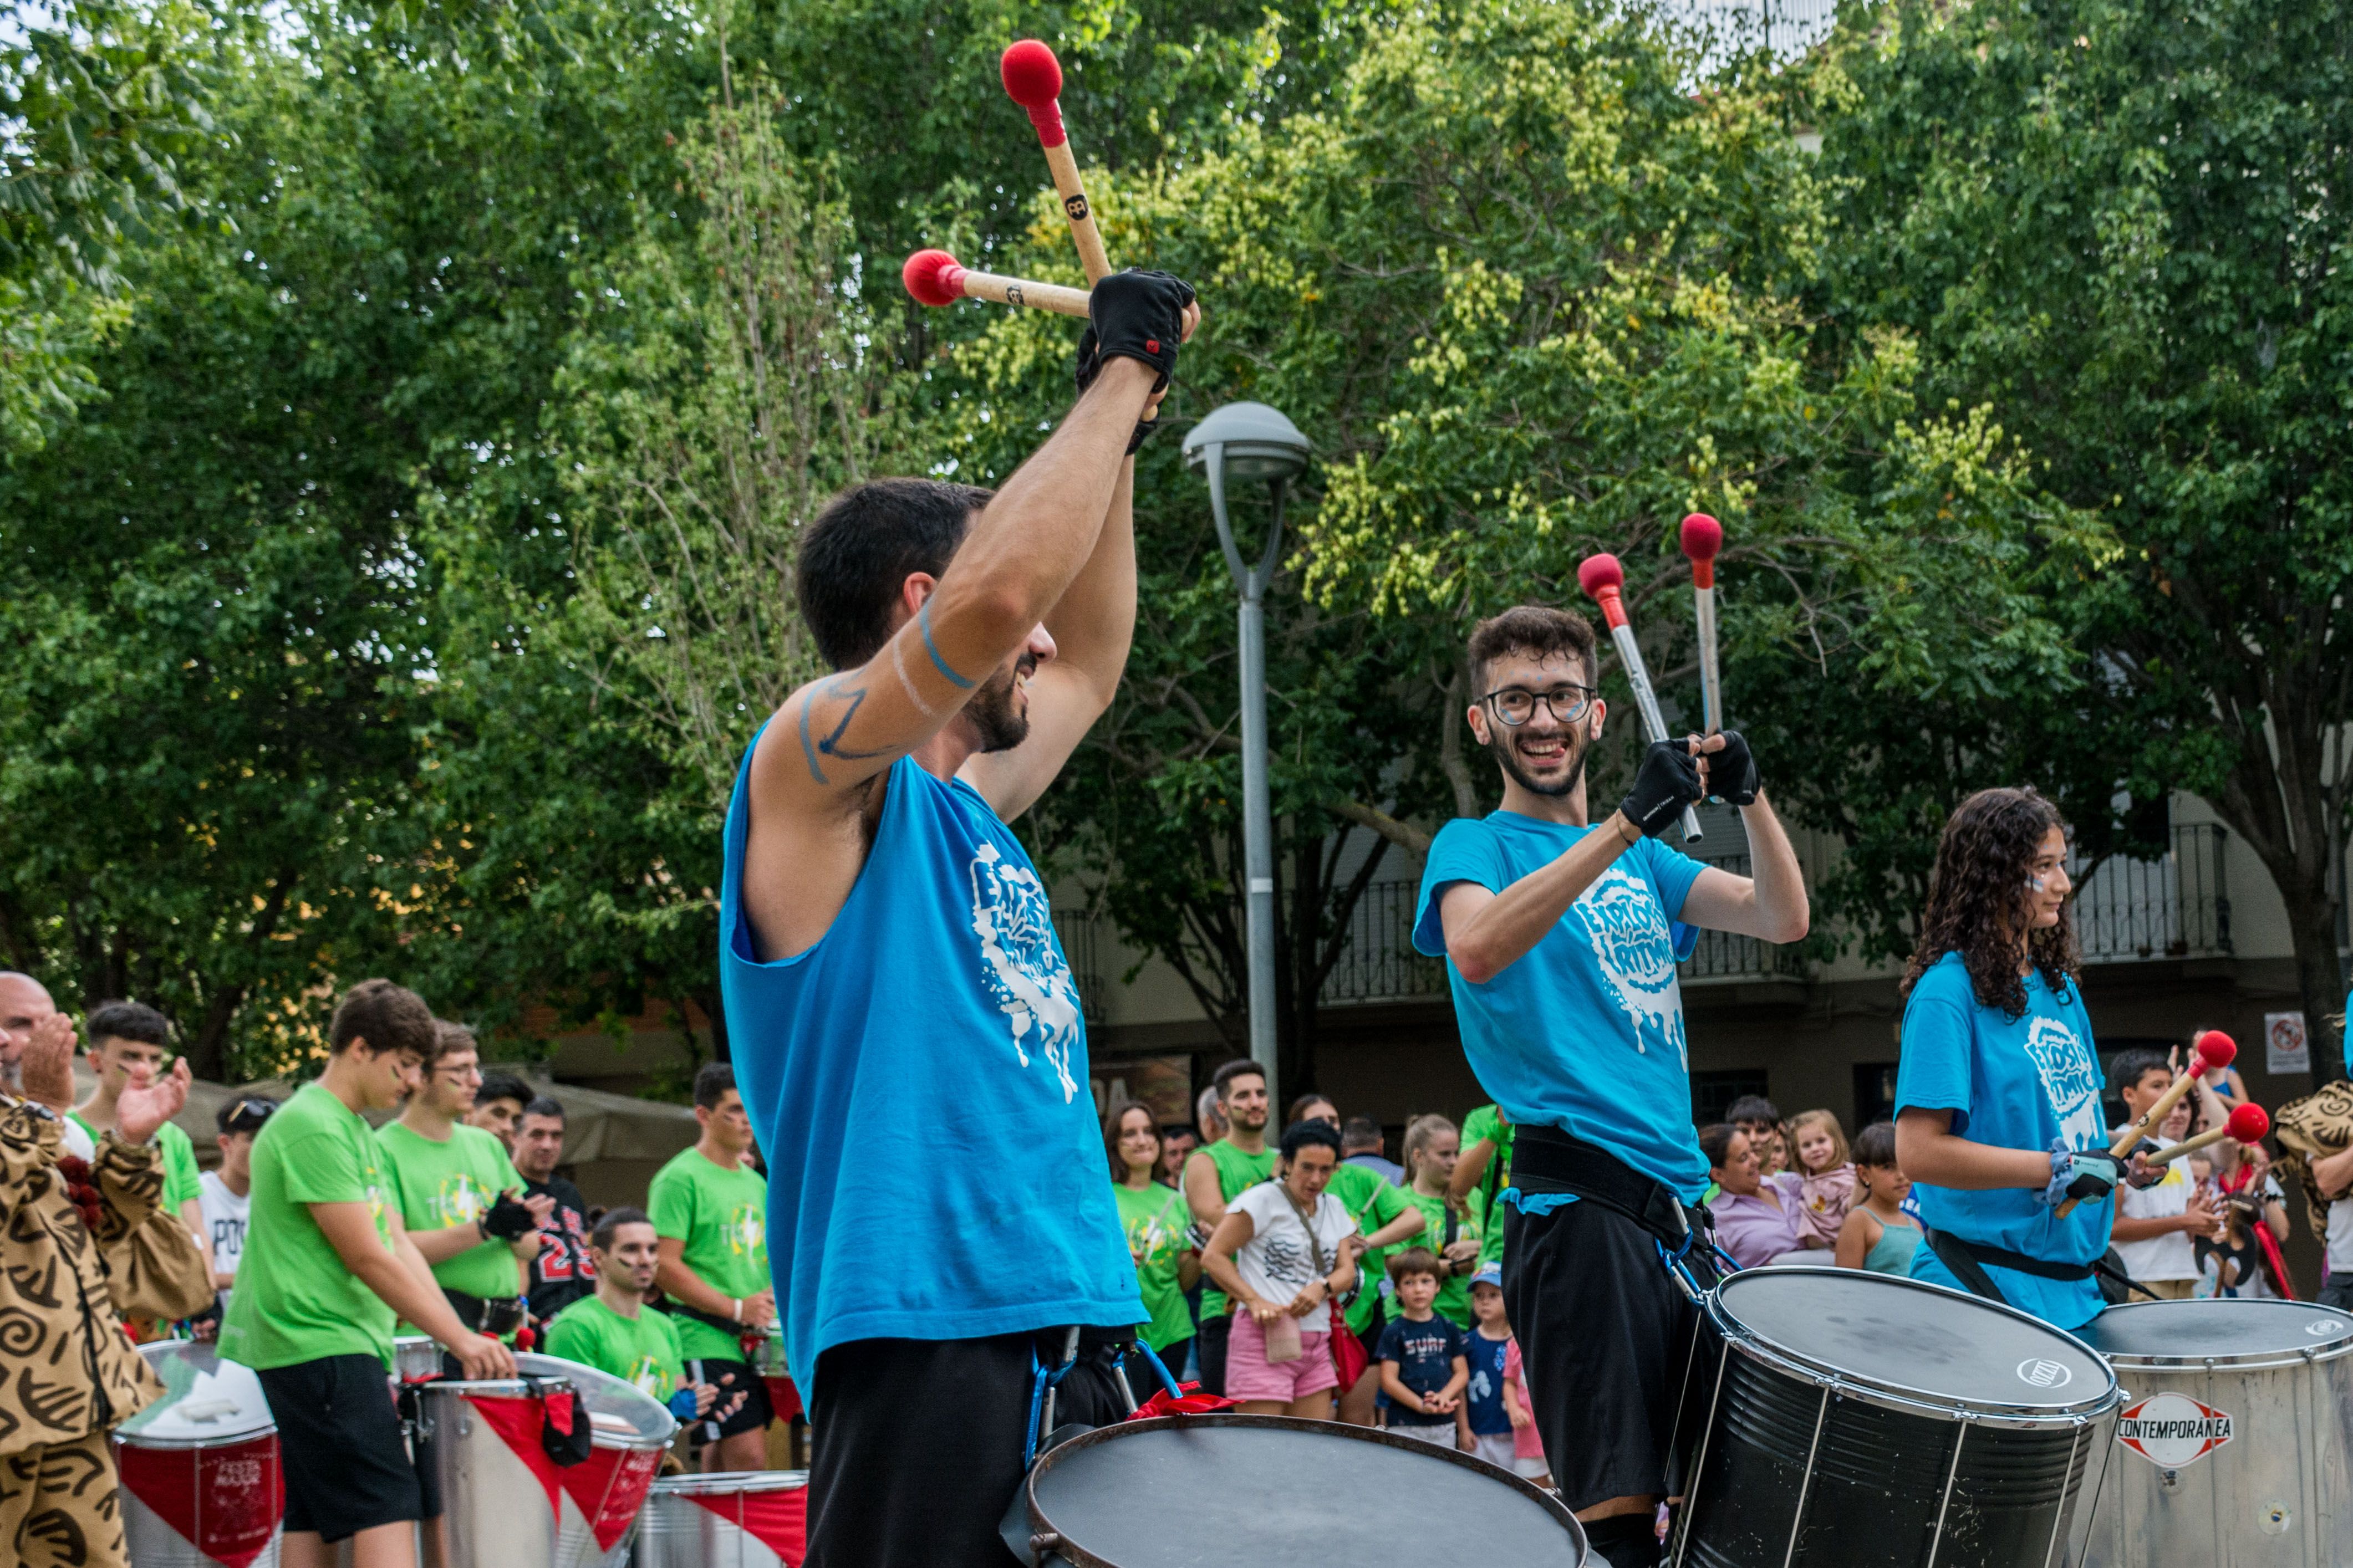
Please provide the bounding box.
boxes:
[2116,1391,2235,1467]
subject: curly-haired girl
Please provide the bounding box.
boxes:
[1892,787,2157,1327]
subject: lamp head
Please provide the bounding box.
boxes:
[1183,401,1312,484]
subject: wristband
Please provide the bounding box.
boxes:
[730,1298,742,1324]
[668,1388,700,1419]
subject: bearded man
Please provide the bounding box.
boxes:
[1408,607,1809,1568]
[0,972,192,1568]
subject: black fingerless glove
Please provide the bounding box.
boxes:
[480,1189,537,1242]
[1076,269,1195,395]
[1705,729,1760,805]
[1618,740,1704,839]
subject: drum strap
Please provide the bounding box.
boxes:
[1922,1228,2160,1305]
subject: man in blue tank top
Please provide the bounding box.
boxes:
[1410,606,1810,1568]
[719,269,1197,1566]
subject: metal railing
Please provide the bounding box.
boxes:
[1053,908,1107,1025]
[2070,823,2233,963]
[1662,0,1842,65]
[1322,880,1448,1006]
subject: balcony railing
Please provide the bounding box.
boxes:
[1322,880,1448,1006]
[1053,908,1107,1025]
[2070,823,2233,963]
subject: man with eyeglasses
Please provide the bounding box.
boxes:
[1412,604,1808,1568]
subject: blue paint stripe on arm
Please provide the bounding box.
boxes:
[797,694,829,785]
[919,601,978,689]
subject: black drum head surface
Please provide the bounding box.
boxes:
[2079,1297,2353,1361]
[1024,1417,1585,1566]
[1714,1268,2111,1411]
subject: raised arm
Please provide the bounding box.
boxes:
[1676,790,1809,943]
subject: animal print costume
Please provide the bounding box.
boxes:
[0,1095,167,1568]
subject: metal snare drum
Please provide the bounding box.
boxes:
[1673,1268,2120,1567]
[419,1351,676,1568]
[2074,1298,2353,1566]
[1009,1414,1586,1566]
[631,1472,807,1568]
[749,1326,787,1378]
[114,1339,283,1568]
[394,1334,444,1383]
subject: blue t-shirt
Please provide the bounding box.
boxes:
[2343,987,2351,1079]
[1376,1313,1468,1419]
[720,745,1145,1396]
[1464,1327,1513,1436]
[1413,813,1709,1200]
[1895,951,2111,1329]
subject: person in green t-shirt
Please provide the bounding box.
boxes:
[1105,1099,1200,1388]
[1451,1102,1516,1268]
[1284,1092,1426,1427]
[547,1206,743,1426]
[72,999,206,1258]
[374,1021,551,1335]
[1402,1113,1484,1326]
[649,1061,776,1472]
[1181,1060,1277,1397]
[220,980,513,1568]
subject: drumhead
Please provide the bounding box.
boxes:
[1712,1267,2114,1415]
[118,1340,277,1447]
[1025,1416,1583,1566]
[2076,1298,2353,1365]
[432,1350,676,1446]
[649,1470,808,1497]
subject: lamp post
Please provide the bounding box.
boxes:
[1183,401,1313,1104]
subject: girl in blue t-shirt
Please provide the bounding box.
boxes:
[1891,787,2160,1329]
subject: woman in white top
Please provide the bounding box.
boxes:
[1201,1120,1361,1419]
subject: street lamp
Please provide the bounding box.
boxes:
[1183,401,1313,1104]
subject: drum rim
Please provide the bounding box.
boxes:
[1711,1268,2122,1423]
[417,1377,680,1448]
[113,1424,281,1451]
[2074,1299,2353,1369]
[1022,1414,1587,1567]
[126,1338,280,1444]
[646,1469,809,1497]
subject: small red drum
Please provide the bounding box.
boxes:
[114,1339,285,1568]
[633,1472,808,1567]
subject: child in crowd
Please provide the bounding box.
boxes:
[1375,1248,1468,1447]
[1789,1109,1856,1248]
[1461,1266,1547,1480]
[1833,1121,1921,1275]
[1499,1326,1551,1489]
[1726,1094,1787,1178]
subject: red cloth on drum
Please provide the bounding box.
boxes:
[1127,1385,1237,1419]
[561,1444,664,1551]
[116,1433,285,1568]
[765,1375,804,1423]
[462,1393,567,1520]
[688,1485,807,1564]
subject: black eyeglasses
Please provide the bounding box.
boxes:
[1480,684,1600,726]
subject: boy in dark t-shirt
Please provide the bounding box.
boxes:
[1375,1249,1468,1447]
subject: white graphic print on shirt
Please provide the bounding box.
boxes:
[1574,865,1688,1066]
[969,841,1083,1101]
[2023,1014,2103,1152]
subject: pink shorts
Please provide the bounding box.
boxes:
[1223,1311,1340,1403]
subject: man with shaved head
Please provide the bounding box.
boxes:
[0,972,191,1567]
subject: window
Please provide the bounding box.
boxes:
[1852,1062,1899,1130]
[1691,1069,1770,1127]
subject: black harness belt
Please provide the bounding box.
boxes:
[1923,1226,2157,1306]
[1511,1124,1705,1253]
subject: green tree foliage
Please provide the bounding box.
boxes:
[1808,0,2353,1078]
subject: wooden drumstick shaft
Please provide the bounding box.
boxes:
[2053,1053,2219,1216]
[956,266,1092,318]
[1039,140,1113,284]
[2142,1123,2241,1166]
[1001,41,1114,284]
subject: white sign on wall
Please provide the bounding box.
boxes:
[2264,1012,2310,1076]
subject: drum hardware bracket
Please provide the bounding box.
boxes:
[1030,1532,1062,1556]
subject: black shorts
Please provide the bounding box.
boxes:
[257,1355,422,1542]
[807,1331,1128,1568]
[1194,1312,1231,1396]
[1502,1198,1707,1513]
[683,1355,775,1442]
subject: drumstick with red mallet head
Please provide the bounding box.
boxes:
[1578,553,1703,844]
[2055,1030,2237,1217]
[1680,513,1725,736]
[2142,1102,2270,1167]
[902,248,1092,319]
[1000,39,1113,285]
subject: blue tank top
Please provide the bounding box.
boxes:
[720,744,1143,1395]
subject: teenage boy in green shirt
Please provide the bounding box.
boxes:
[374,1020,549,1335]
[649,1061,775,1472]
[1181,1059,1277,1397]
[221,980,512,1568]
[546,1206,742,1426]
[72,998,206,1254]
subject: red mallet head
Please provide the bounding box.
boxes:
[902,249,966,308]
[1577,553,1629,629]
[2223,1102,2270,1145]
[1680,513,1723,589]
[1000,39,1068,146]
[2194,1029,2238,1072]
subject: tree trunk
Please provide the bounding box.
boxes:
[2279,884,2349,1088]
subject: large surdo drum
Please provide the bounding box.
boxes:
[1672,1269,2119,1567]
[631,1472,808,1567]
[115,1340,283,1568]
[2074,1298,2353,1567]
[416,1350,676,1568]
[1008,1414,1587,1566]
